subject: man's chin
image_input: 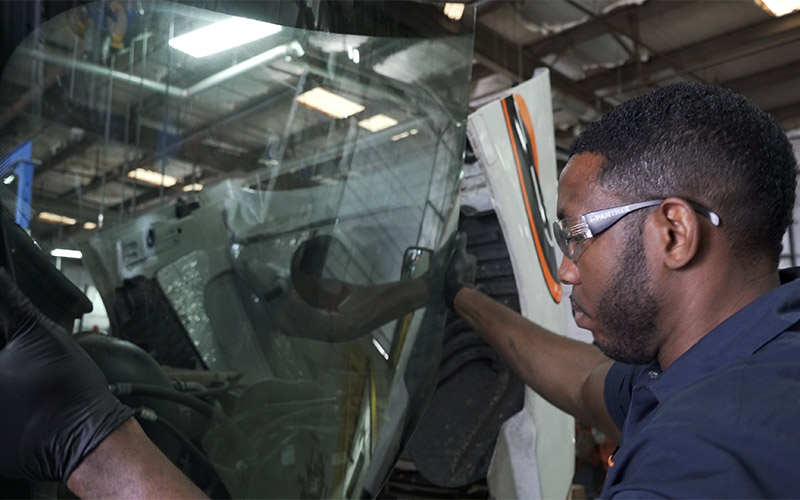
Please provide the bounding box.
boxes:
[593,339,655,365]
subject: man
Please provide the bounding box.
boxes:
[446,82,800,497]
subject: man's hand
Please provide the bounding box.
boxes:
[427,231,477,307]
[0,269,133,483]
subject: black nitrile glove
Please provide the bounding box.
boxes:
[0,269,133,483]
[427,231,477,308]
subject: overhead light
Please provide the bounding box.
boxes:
[391,128,420,142]
[50,248,83,259]
[182,183,203,192]
[347,46,360,64]
[392,131,409,142]
[83,221,97,230]
[755,0,800,15]
[443,2,465,21]
[296,87,365,119]
[127,168,178,187]
[358,114,399,133]
[372,338,389,361]
[169,16,281,58]
[3,174,14,184]
[38,212,77,225]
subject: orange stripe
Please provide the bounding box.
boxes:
[514,95,559,300]
[501,98,562,303]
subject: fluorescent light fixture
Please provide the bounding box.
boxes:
[391,128,419,142]
[3,174,14,184]
[38,212,77,225]
[127,168,178,187]
[347,46,360,64]
[182,183,204,192]
[50,248,82,259]
[755,0,800,15]
[296,87,365,119]
[83,221,97,230]
[443,2,465,21]
[358,114,399,133]
[372,338,389,361]
[392,131,409,142]
[169,16,281,58]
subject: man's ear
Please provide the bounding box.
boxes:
[653,197,701,270]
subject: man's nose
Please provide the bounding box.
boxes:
[557,255,580,285]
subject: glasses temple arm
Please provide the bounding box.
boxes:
[586,200,664,235]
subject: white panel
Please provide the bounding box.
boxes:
[467,68,574,500]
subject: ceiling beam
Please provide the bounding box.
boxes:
[769,100,800,131]
[29,189,104,223]
[60,85,293,202]
[473,22,613,119]
[580,10,800,94]
[562,0,708,87]
[0,67,64,127]
[35,134,95,177]
[723,61,800,94]
[522,0,691,59]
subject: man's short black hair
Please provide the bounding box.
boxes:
[570,82,798,263]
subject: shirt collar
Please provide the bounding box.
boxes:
[639,267,800,401]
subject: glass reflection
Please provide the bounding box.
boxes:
[0,1,474,497]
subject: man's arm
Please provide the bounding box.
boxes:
[0,269,206,497]
[454,287,620,440]
[67,418,206,499]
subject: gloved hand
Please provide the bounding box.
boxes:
[0,269,133,483]
[427,231,477,308]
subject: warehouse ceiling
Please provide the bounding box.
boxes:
[1,0,799,248]
[471,0,800,144]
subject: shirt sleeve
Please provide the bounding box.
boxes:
[603,362,645,430]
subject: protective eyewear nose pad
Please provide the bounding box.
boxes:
[553,223,571,258]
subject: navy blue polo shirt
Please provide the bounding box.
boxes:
[602,267,800,498]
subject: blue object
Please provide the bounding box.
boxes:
[0,141,34,229]
[603,268,800,498]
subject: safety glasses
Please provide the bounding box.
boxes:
[553,199,721,262]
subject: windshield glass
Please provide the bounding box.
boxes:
[0,1,474,497]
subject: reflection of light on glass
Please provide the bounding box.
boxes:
[169,17,281,58]
[347,46,360,64]
[372,338,390,361]
[127,168,178,187]
[296,87,365,119]
[38,211,77,225]
[182,183,204,192]
[50,248,82,259]
[755,0,800,15]
[358,114,398,132]
[3,174,14,184]
[83,221,97,230]
[391,128,419,141]
[443,2,465,20]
